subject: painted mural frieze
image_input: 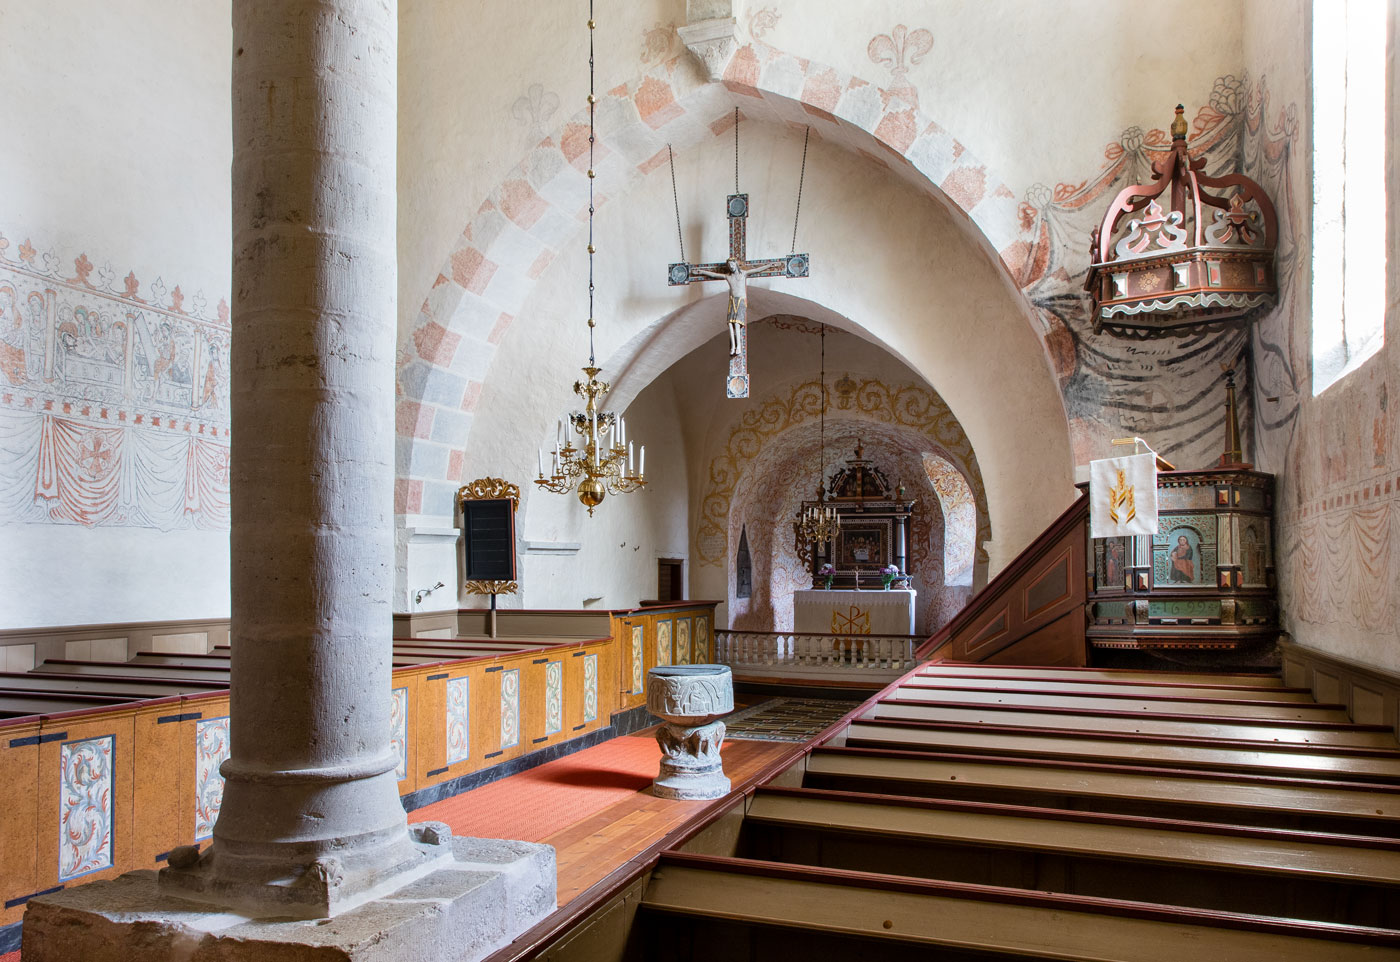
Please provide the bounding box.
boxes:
[0,229,231,529]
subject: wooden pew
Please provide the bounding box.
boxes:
[865,698,1395,748]
[0,690,138,718]
[896,680,1344,716]
[892,682,1348,720]
[842,715,1400,783]
[909,672,1319,702]
[804,745,1400,837]
[639,851,1400,961]
[127,652,230,668]
[740,785,1400,927]
[0,671,227,697]
[34,660,231,682]
[921,664,1288,687]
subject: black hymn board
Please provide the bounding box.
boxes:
[461,497,517,583]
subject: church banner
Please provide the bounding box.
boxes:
[1089,452,1158,538]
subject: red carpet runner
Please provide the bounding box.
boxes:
[1,733,664,961]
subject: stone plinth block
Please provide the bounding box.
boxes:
[22,835,556,962]
[646,665,734,800]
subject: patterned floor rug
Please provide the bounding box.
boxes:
[720,697,861,743]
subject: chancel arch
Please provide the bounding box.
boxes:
[396,44,1074,609]
[722,416,978,636]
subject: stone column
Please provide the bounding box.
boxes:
[24,2,556,954]
[161,0,434,916]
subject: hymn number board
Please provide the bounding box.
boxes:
[459,477,521,594]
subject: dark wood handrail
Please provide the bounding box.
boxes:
[914,493,1088,660]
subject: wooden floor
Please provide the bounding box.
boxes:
[540,733,796,905]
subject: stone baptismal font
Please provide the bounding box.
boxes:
[646,665,735,800]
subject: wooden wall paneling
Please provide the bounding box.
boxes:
[130,697,188,869]
[392,668,423,795]
[0,719,41,928]
[434,666,478,784]
[695,610,712,663]
[424,663,459,785]
[480,658,506,766]
[562,646,582,735]
[952,512,1086,666]
[521,653,546,751]
[980,612,1088,667]
[36,710,135,898]
[183,691,229,852]
[1281,638,1400,737]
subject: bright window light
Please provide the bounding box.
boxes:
[1312,0,1388,395]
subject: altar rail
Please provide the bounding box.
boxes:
[715,629,921,680]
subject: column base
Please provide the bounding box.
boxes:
[652,722,731,801]
[22,835,556,962]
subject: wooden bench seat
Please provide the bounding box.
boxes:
[0,690,140,717]
[0,671,226,696]
[919,665,1286,687]
[906,675,1318,702]
[741,786,1400,926]
[127,653,230,668]
[871,698,1396,748]
[640,852,1400,961]
[843,716,1400,782]
[391,637,548,650]
[805,746,1400,837]
[35,660,231,682]
[890,683,1349,721]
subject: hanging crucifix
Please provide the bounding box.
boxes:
[666,115,811,399]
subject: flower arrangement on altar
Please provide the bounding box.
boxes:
[880,564,900,589]
[818,563,835,589]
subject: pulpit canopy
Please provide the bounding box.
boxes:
[1085,105,1278,338]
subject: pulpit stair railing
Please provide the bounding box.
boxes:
[714,629,921,674]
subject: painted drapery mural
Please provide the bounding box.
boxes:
[1015,75,1299,471]
[0,230,231,530]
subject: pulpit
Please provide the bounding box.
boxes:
[1085,468,1276,651]
[793,588,916,635]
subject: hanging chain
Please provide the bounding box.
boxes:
[668,144,684,263]
[818,322,826,484]
[790,125,810,254]
[733,106,740,194]
[586,0,597,366]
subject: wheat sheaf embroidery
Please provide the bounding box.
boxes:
[1108,469,1135,525]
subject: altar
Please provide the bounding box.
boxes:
[793,588,916,636]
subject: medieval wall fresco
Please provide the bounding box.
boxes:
[1245,0,1400,673]
[1015,74,1300,472]
[0,229,231,530]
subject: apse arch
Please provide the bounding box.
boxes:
[396,41,1073,562]
[721,411,980,635]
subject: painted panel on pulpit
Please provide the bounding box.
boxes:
[1095,538,1128,592]
[1153,517,1215,588]
[1240,520,1270,588]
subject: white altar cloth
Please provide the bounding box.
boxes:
[793,588,916,635]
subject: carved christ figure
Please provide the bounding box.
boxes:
[692,258,770,357]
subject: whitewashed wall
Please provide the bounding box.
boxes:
[0,0,232,628]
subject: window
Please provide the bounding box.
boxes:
[734,526,752,600]
[1311,0,1389,394]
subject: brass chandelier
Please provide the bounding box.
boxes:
[535,0,646,516]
